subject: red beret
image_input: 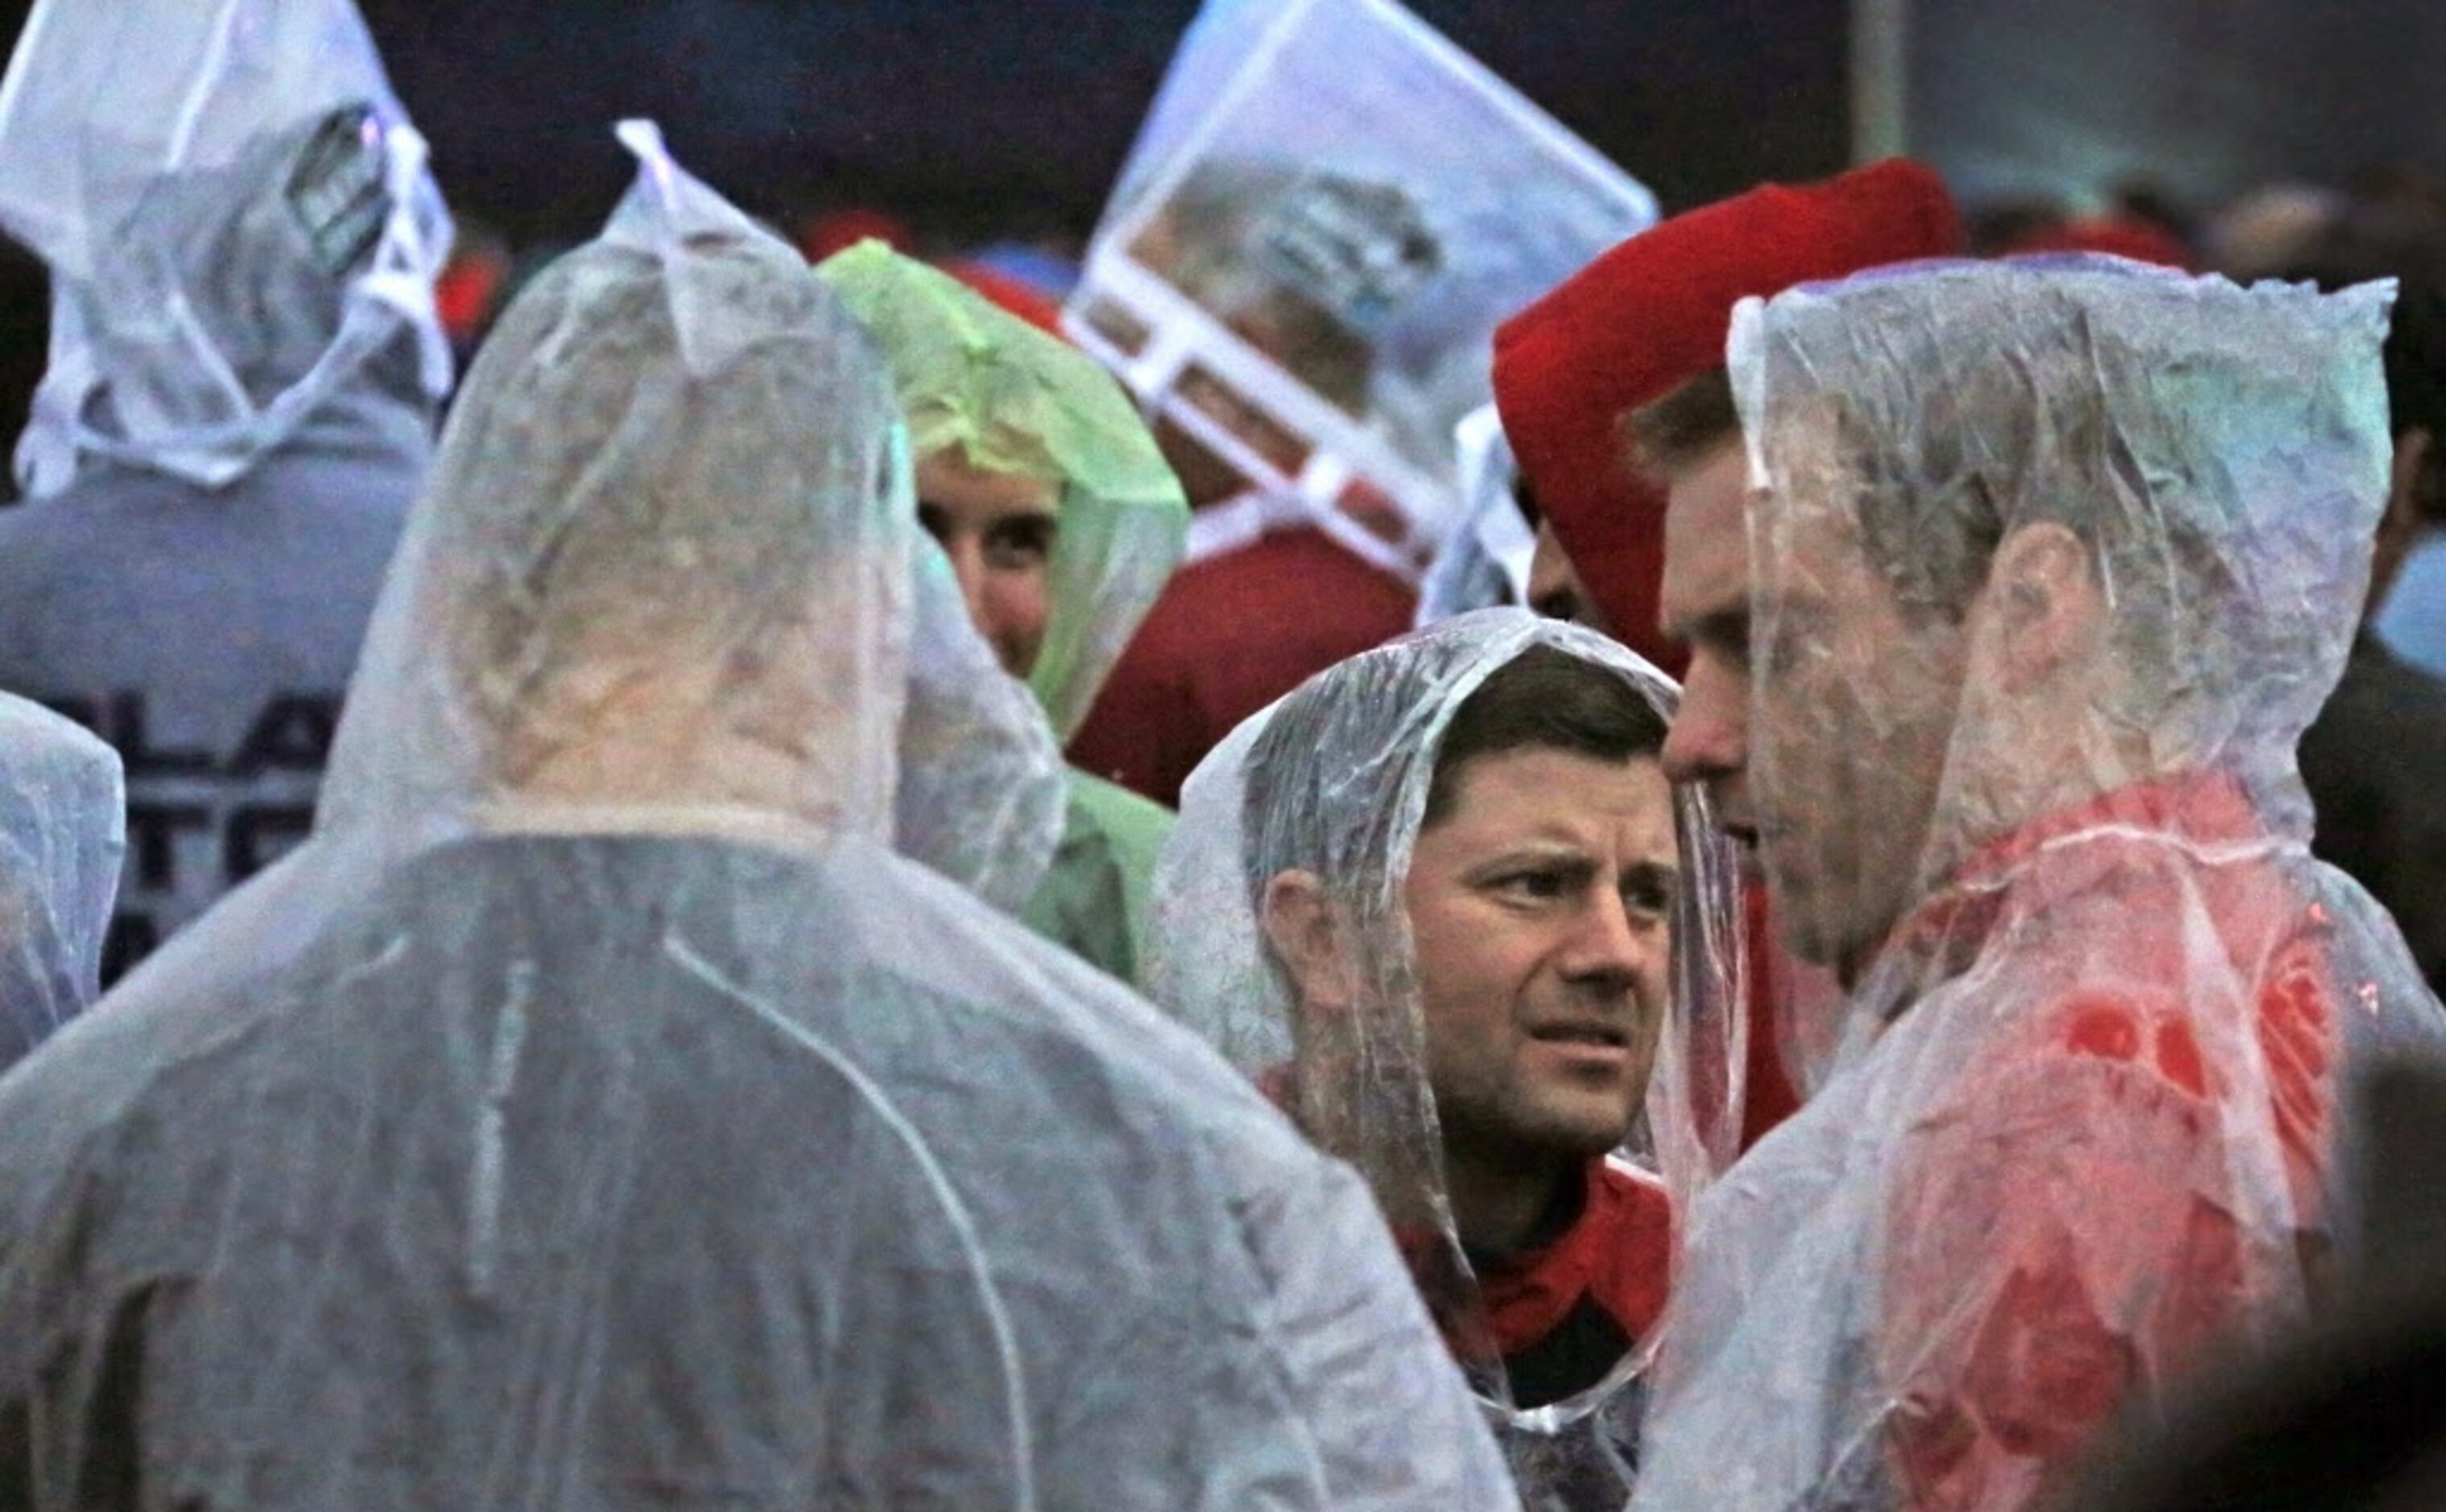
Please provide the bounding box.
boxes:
[939,259,1069,337]
[1491,159,1964,667]
[2001,216,2196,271]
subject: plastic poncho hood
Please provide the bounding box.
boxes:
[1067,0,1655,581]
[0,124,1517,1511]
[0,0,452,495]
[1729,257,2396,988]
[818,241,1189,739]
[1150,608,1745,1508]
[0,693,121,1072]
[316,120,905,859]
[1628,258,2446,1510]
[896,531,1068,912]
[1414,403,1533,625]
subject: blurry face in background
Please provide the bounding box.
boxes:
[1663,424,1967,981]
[1527,518,1609,633]
[915,449,1058,679]
[1403,746,1677,1163]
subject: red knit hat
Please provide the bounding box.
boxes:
[1491,159,1965,667]
[938,258,1068,337]
[2001,215,2196,271]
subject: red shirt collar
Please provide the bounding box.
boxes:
[1462,1159,1673,1360]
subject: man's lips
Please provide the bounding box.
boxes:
[1719,823,1764,879]
[1525,1018,1632,1050]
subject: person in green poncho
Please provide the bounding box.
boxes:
[817,241,1189,985]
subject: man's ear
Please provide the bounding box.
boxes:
[1259,869,1357,1014]
[1983,521,2100,693]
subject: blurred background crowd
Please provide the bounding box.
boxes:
[9,0,2446,673]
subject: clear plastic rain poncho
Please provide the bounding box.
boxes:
[0,0,452,496]
[1631,258,2446,1512]
[1415,403,1535,625]
[0,122,1515,1511]
[0,692,121,1072]
[1150,609,1746,1510]
[897,530,1068,914]
[1067,0,1655,582]
[0,0,448,981]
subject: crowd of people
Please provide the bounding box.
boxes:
[0,0,2443,1509]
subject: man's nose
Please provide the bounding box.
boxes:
[943,534,993,632]
[1559,887,1659,994]
[1662,653,1749,787]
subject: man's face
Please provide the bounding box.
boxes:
[1660,429,1967,979]
[1527,518,1613,634]
[915,449,1059,679]
[1657,443,1758,844]
[1403,746,1677,1161]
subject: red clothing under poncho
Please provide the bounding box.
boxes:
[1635,771,2437,1512]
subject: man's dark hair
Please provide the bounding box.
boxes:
[1511,474,1543,528]
[1625,365,1741,479]
[1421,643,1667,828]
[1241,642,1666,904]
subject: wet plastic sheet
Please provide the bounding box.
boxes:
[0,0,451,494]
[0,122,1516,1512]
[0,692,121,1072]
[1415,403,1535,625]
[1068,0,1655,581]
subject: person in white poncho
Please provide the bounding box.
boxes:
[1150,609,1748,1510]
[0,692,121,1074]
[0,0,454,978]
[0,124,1514,1512]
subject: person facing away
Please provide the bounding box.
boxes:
[0,122,1519,1512]
[1150,610,1748,1511]
[1626,257,2446,1512]
[0,691,122,1074]
[0,0,454,981]
[814,241,1189,981]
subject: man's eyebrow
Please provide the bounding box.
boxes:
[1465,843,1597,876]
[1666,605,1750,648]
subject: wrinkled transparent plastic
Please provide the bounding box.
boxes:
[1151,609,1747,1509]
[0,0,452,494]
[1634,257,2446,1512]
[1069,0,1655,581]
[0,692,120,1072]
[0,123,1518,1512]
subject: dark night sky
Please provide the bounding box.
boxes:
[10,2,2446,250]
[99,0,1852,245]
